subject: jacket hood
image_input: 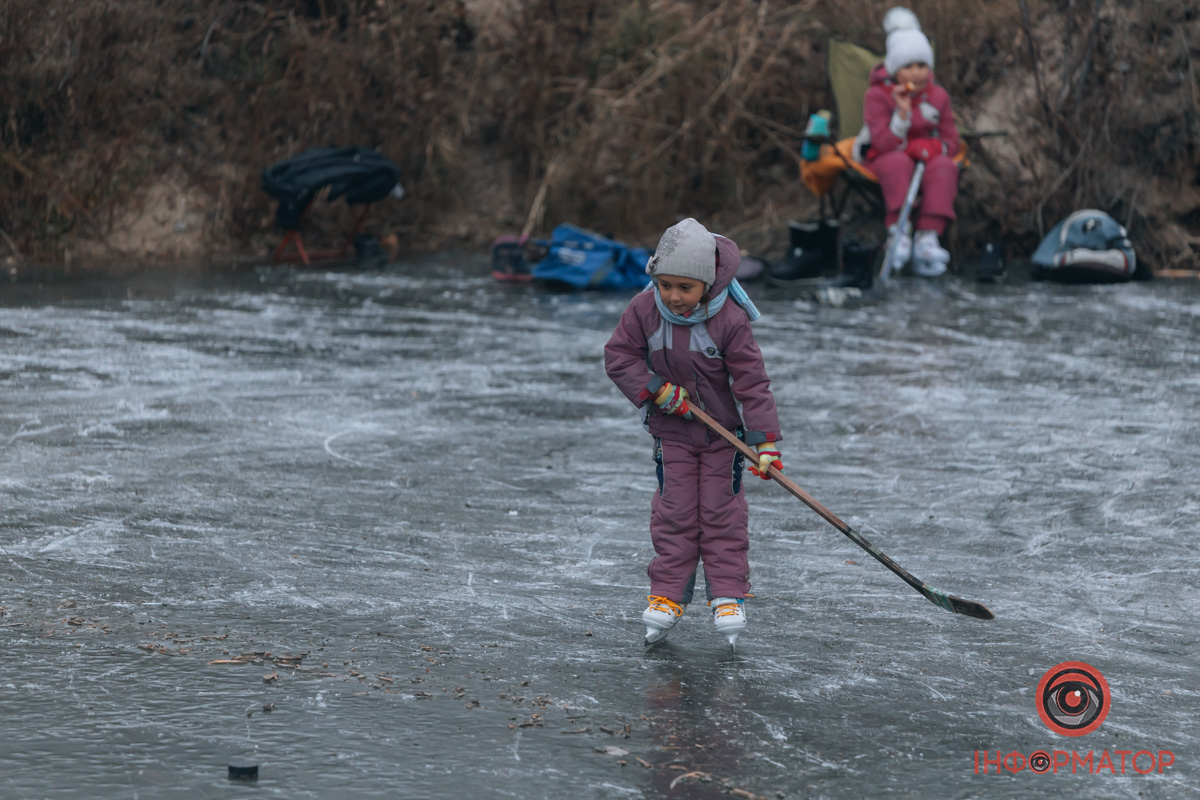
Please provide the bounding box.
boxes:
[869,61,891,87]
[710,234,742,297]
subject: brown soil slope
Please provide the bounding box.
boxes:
[1,0,1196,269]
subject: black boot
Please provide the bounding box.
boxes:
[975,240,1006,283]
[824,237,876,289]
[766,220,827,286]
[815,218,840,263]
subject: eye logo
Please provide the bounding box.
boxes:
[1036,661,1110,736]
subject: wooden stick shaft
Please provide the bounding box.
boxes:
[687,404,850,533]
[684,402,994,620]
[689,403,932,596]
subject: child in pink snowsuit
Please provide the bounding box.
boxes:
[604,218,783,647]
[863,26,961,276]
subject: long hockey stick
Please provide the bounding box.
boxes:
[878,160,925,284]
[687,404,994,620]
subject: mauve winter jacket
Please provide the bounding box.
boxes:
[863,64,959,161]
[604,234,782,448]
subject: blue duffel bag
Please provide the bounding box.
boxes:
[531,224,653,290]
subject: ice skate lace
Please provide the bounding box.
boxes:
[646,596,682,617]
[712,601,743,618]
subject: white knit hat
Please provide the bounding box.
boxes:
[646,218,716,286]
[882,7,920,35]
[885,28,934,76]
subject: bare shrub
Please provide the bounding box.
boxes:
[0,0,1196,268]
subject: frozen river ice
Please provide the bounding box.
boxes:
[1,256,1198,798]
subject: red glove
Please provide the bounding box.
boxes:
[905,138,945,163]
[749,442,782,479]
[653,382,693,419]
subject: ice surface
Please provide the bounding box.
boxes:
[1,259,1197,798]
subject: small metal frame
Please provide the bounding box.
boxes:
[272,202,372,265]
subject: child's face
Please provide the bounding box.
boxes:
[655,274,706,314]
[895,62,930,90]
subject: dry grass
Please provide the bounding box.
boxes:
[0,0,1196,267]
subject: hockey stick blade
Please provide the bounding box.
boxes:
[925,587,995,620]
[687,405,994,621]
[838,518,994,620]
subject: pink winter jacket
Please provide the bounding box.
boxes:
[862,63,959,161]
[604,234,782,448]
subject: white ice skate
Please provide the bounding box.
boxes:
[709,597,746,649]
[642,595,685,645]
[912,230,950,277]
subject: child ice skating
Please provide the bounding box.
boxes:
[604,218,783,648]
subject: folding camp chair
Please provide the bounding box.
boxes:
[800,40,886,241]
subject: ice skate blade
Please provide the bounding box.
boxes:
[644,626,670,646]
[724,632,740,649]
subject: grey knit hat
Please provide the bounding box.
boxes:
[645,218,716,286]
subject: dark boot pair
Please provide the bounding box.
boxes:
[766,219,839,286]
[810,238,878,306]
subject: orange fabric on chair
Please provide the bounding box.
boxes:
[800,138,878,198]
[800,137,969,199]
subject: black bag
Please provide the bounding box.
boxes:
[262,147,403,231]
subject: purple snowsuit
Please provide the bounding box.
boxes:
[604,234,781,602]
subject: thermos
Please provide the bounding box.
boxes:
[801,110,832,161]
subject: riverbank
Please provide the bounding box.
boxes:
[2,0,1197,271]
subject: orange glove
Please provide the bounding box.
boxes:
[654,382,693,419]
[749,442,782,479]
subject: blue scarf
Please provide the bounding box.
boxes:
[647,280,761,326]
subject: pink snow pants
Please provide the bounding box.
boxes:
[869,151,958,235]
[649,437,750,602]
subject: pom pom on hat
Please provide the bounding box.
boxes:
[882,7,921,35]
[885,28,934,76]
[646,218,716,286]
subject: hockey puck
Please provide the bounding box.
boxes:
[228,759,258,781]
